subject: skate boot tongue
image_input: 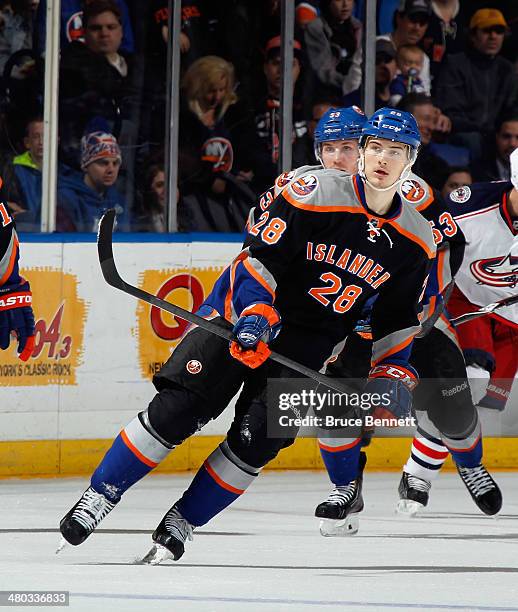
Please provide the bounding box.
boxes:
[142,506,194,564]
[59,487,117,547]
[397,472,431,516]
[456,464,502,516]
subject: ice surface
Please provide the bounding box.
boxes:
[1,471,518,612]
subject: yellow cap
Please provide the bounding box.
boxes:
[469,8,508,30]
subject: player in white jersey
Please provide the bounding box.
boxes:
[396,150,518,499]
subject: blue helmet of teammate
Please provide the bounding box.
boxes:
[314,106,367,146]
[360,107,421,155]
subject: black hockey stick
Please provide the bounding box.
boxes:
[451,293,518,325]
[97,209,352,394]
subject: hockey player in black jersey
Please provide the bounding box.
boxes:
[249,106,501,532]
[59,108,436,561]
[0,196,35,361]
[311,113,502,535]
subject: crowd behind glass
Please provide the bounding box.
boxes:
[2,0,518,233]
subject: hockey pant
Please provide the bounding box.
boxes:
[90,317,345,527]
[447,285,518,411]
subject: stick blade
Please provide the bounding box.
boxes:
[97,208,116,266]
[97,209,121,287]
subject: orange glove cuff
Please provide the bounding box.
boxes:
[229,339,271,369]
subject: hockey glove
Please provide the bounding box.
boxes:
[230,303,281,369]
[364,364,418,423]
[0,280,35,361]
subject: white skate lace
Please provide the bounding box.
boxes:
[164,507,194,543]
[326,481,357,506]
[457,465,494,497]
[407,474,431,493]
[71,487,115,533]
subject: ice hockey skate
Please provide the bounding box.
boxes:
[456,463,502,515]
[315,451,366,536]
[141,505,194,565]
[396,471,431,516]
[58,487,117,551]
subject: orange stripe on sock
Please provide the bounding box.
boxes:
[204,460,244,495]
[318,437,362,453]
[446,434,481,454]
[120,429,157,468]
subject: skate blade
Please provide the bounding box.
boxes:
[319,514,359,537]
[396,499,424,516]
[55,538,68,554]
[140,543,173,565]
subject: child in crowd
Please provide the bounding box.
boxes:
[390,44,427,106]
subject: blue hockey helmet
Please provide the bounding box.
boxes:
[360,107,421,153]
[314,106,367,145]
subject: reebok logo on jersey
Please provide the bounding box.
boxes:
[291,175,319,197]
[450,186,471,203]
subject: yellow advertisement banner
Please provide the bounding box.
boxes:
[0,268,88,386]
[136,267,225,380]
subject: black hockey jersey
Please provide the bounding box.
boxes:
[205,169,436,369]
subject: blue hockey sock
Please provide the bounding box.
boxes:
[447,436,483,468]
[91,414,171,502]
[444,419,483,468]
[318,437,362,485]
[176,441,259,527]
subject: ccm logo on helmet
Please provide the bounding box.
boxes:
[0,294,32,309]
[381,124,402,132]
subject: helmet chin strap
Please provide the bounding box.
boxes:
[358,150,415,193]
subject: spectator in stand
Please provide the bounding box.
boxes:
[398,93,449,189]
[0,0,38,73]
[249,36,310,194]
[132,160,166,232]
[378,0,432,94]
[1,116,43,230]
[57,131,127,232]
[149,0,207,71]
[434,9,518,162]
[304,0,362,100]
[35,0,134,54]
[440,165,472,199]
[345,38,398,110]
[472,115,518,183]
[422,0,467,79]
[177,55,257,232]
[389,44,426,105]
[59,0,137,166]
